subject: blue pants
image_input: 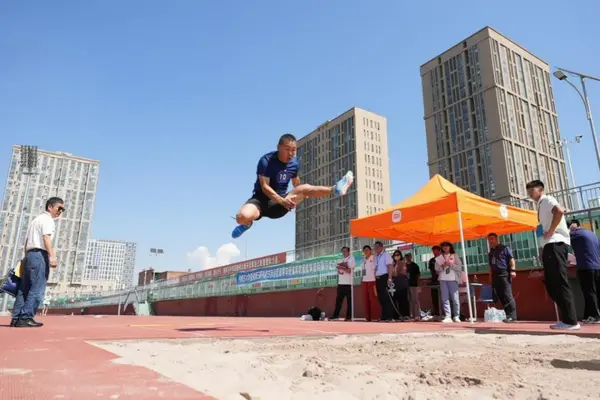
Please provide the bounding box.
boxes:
[11,250,50,320]
[440,280,460,318]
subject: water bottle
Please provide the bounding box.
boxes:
[484,308,493,322]
[485,307,503,323]
[497,309,506,322]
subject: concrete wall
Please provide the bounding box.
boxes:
[48,270,584,322]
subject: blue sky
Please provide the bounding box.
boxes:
[1,0,599,275]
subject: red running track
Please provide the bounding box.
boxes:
[1,315,599,399]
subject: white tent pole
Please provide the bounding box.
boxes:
[457,211,474,324]
[350,235,355,321]
[533,230,560,322]
[533,231,540,268]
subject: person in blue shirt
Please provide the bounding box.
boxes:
[569,219,600,324]
[232,134,354,238]
[487,232,517,322]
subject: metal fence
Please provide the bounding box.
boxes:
[51,239,538,310]
[510,182,600,213]
[50,186,600,310]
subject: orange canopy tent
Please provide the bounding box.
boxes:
[349,174,539,323]
[350,174,538,246]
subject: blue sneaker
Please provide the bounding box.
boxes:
[334,171,354,196]
[232,223,252,239]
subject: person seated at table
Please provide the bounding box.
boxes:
[435,241,463,323]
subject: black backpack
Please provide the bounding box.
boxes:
[307,306,322,321]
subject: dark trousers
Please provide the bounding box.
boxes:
[332,284,352,320]
[577,269,600,319]
[376,274,394,321]
[492,269,517,319]
[430,284,440,316]
[12,250,50,320]
[392,277,409,318]
[542,242,578,325]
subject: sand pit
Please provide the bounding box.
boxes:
[93,332,600,400]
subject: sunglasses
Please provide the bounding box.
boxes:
[58,206,65,213]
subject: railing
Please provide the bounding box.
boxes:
[51,240,538,309]
[50,184,600,310]
[510,182,600,213]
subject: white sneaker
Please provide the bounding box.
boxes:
[582,317,600,324]
[334,171,354,196]
[441,317,453,323]
[453,316,461,323]
[550,322,581,330]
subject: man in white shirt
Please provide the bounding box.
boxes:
[330,246,356,321]
[11,197,64,328]
[527,180,579,330]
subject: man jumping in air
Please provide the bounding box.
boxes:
[232,133,354,238]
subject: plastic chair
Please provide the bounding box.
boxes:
[477,284,495,308]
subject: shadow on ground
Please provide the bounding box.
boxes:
[551,359,600,371]
[473,327,600,339]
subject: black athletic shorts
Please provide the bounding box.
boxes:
[245,195,289,220]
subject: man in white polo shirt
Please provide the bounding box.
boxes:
[11,197,64,328]
[330,246,356,321]
[526,180,579,330]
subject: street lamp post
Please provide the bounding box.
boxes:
[1,146,39,314]
[552,136,583,210]
[553,67,600,173]
[148,248,164,285]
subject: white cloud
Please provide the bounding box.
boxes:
[186,242,241,270]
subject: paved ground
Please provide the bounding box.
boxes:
[1,315,599,400]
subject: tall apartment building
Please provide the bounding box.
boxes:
[0,146,100,298]
[420,26,569,207]
[84,239,137,293]
[295,107,391,258]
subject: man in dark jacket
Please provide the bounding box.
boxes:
[569,220,600,324]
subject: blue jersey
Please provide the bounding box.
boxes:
[253,151,299,199]
[488,244,514,271]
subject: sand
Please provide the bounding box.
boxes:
[92,332,600,400]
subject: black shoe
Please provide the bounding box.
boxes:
[9,318,18,327]
[502,317,517,323]
[15,318,43,328]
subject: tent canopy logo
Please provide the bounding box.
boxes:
[392,209,402,223]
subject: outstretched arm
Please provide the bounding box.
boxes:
[256,156,284,204]
[259,175,284,204]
